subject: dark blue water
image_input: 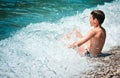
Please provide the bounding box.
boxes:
[0,0,113,40]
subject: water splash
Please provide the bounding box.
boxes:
[0,0,120,78]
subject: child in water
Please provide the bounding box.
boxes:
[68,10,106,57]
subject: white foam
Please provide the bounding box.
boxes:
[0,0,120,78]
[0,22,93,78]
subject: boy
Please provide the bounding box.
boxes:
[69,10,106,57]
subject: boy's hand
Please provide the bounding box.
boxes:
[68,42,78,48]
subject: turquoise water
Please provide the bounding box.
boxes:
[0,0,113,40]
[0,0,120,78]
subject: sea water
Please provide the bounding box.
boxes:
[0,0,120,78]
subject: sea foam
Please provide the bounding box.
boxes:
[0,0,120,78]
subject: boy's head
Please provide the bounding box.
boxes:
[91,10,105,25]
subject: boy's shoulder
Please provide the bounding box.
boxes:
[89,27,104,36]
[94,26,105,32]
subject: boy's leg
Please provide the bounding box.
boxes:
[76,46,86,54]
[74,29,83,38]
[60,34,70,40]
[60,29,77,40]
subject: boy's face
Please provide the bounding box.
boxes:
[89,14,94,26]
[89,14,98,27]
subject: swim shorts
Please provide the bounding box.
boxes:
[85,49,92,58]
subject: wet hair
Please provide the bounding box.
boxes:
[91,10,105,25]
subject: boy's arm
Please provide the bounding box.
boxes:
[69,29,96,48]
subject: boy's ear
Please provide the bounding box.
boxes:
[94,18,99,24]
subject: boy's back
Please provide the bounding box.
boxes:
[87,26,106,56]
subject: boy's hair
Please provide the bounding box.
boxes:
[91,10,105,25]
